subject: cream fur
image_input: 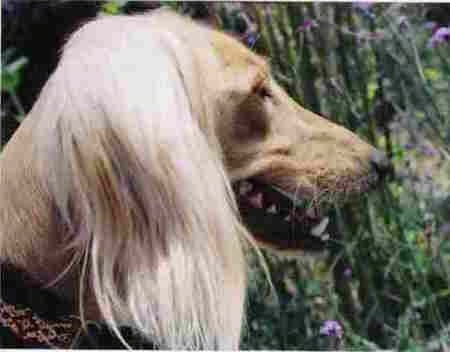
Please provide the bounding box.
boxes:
[1,10,247,349]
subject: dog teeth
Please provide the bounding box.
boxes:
[310,217,329,237]
[266,204,278,214]
[321,233,330,241]
[248,192,263,208]
[239,181,253,196]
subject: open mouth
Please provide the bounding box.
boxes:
[233,178,333,252]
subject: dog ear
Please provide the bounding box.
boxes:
[34,19,247,349]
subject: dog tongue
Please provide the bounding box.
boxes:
[248,192,263,208]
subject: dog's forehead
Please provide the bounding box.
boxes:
[210,31,268,72]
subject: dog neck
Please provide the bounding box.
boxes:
[0,261,81,348]
[0,261,156,348]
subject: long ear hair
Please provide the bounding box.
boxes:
[31,13,247,349]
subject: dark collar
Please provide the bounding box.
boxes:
[0,261,155,349]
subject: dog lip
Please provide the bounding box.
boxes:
[232,178,331,251]
[234,178,325,220]
[234,178,313,214]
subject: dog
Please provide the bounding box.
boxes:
[0,9,389,349]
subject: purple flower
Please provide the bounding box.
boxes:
[353,2,375,19]
[439,222,450,235]
[424,21,437,31]
[352,2,373,11]
[320,320,343,339]
[303,19,315,29]
[246,33,258,47]
[296,19,317,32]
[421,144,438,157]
[344,267,352,278]
[397,16,409,31]
[428,26,450,47]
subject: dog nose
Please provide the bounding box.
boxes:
[370,150,392,179]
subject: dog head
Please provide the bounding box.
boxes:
[150,11,389,252]
[0,9,388,349]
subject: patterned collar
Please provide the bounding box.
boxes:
[0,262,155,349]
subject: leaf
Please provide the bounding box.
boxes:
[2,71,21,92]
[367,81,378,101]
[5,56,28,73]
[1,56,28,93]
[101,1,122,15]
[423,67,441,81]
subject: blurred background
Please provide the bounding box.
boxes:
[2,1,449,350]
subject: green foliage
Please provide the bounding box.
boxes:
[101,0,128,15]
[1,48,28,125]
[1,49,28,93]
